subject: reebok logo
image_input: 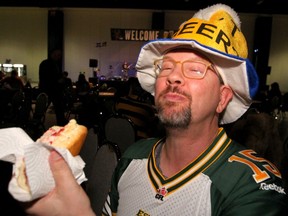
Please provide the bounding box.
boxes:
[259,183,286,194]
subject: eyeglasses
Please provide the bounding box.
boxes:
[154,58,217,79]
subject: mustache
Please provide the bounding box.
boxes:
[159,86,191,99]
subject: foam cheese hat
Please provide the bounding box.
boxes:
[136,3,259,124]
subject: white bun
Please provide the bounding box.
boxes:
[37,119,88,156]
[17,119,88,192]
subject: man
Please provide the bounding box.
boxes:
[25,4,287,215]
[0,69,24,91]
[39,48,67,126]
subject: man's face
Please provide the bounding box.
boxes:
[154,50,223,129]
[51,50,62,61]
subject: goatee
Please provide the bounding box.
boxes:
[156,87,191,129]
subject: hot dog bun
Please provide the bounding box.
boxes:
[17,119,87,192]
[37,119,88,156]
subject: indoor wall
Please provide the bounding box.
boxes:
[0,7,288,92]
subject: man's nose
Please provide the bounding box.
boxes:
[166,64,184,85]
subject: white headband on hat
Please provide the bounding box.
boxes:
[136,4,259,124]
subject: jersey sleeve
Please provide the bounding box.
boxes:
[210,147,288,216]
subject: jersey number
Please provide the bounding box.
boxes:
[228,149,281,183]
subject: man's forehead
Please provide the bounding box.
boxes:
[164,47,212,62]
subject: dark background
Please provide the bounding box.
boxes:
[1,0,288,15]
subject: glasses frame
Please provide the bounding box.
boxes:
[154,58,217,80]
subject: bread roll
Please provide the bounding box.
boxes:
[37,119,88,156]
[17,119,87,192]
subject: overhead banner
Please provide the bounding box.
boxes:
[111,28,176,41]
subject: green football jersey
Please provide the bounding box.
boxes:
[102,128,287,216]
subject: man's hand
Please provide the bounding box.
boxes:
[23,150,96,216]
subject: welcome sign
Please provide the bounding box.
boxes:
[111,28,176,41]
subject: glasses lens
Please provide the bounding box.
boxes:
[154,59,211,79]
[183,61,207,79]
[155,59,174,76]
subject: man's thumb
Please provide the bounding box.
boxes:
[49,150,76,187]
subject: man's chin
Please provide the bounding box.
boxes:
[158,109,191,129]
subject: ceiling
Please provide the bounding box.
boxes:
[1,0,288,15]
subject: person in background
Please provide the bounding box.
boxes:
[0,69,25,121]
[268,82,282,99]
[74,73,91,110]
[75,73,90,95]
[60,71,75,116]
[39,48,67,126]
[121,61,132,80]
[267,82,283,116]
[62,71,73,90]
[23,4,288,216]
[0,69,24,91]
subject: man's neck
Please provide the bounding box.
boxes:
[159,125,219,178]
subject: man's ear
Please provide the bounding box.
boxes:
[216,85,233,113]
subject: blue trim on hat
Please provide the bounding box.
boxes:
[245,60,259,98]
[195,40,260,99]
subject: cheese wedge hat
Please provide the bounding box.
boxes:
[136,4,259,124]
